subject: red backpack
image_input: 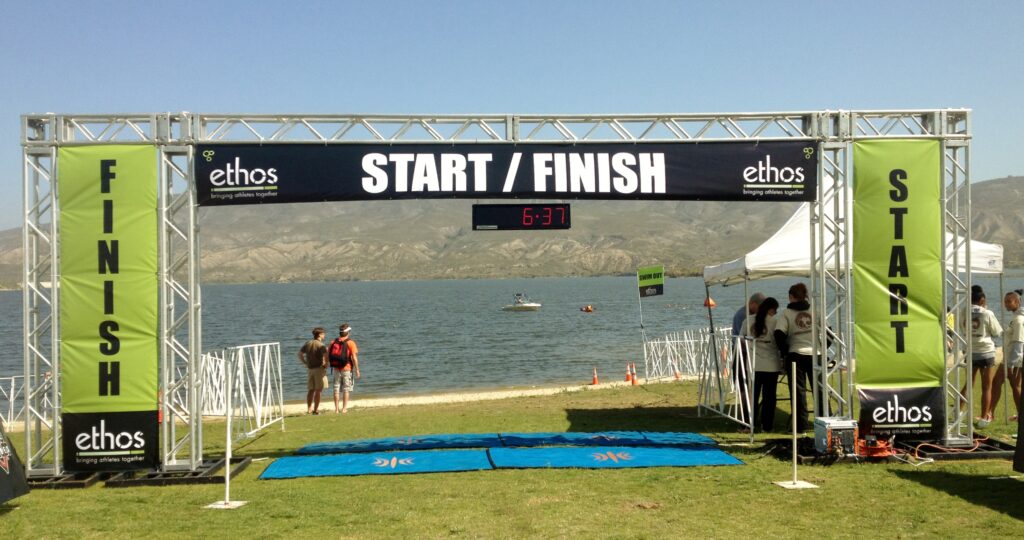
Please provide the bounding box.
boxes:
[328,338,351,368]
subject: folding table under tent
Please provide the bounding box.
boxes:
[699,200,1004,436]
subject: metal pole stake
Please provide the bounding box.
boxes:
[775,361,817,489]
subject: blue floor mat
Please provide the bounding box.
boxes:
[499,431,649,447]
[297,433,503,455]
[260,449,494,479]
[295,432,720,456]
[640,431,717,447]
[488,446,742,469]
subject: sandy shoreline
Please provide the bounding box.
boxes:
[281,377,688,415]
[1,377,695,432]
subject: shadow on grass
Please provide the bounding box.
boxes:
[892,469,1024,520]
[0,503,20,515]
[565,406,731,433]
[232,446,298,460]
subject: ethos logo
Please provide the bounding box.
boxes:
[871,395,933,424]
[208,157,278,187]
[743,155,806,184]
[74,420,145,452]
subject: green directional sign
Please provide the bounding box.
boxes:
[637,265,665,297]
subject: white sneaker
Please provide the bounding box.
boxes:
[976,418,991,428]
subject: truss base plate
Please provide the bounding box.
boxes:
[105,457,252,487]
[27,472,108,490]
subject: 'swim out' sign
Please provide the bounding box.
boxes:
[637,265,665,298]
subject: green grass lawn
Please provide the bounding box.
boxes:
[2,381,1021,538]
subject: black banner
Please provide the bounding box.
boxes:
[61,412,159,471]
[639,284,664,298]
[857,386,944,438]
[0,422,29,503]
[195,141,817,206]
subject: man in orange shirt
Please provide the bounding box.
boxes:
[328,323,361,413]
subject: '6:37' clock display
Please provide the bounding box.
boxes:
[472,204,571,231]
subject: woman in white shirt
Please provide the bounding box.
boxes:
[965,287,1003,428]
[742,297,782,431]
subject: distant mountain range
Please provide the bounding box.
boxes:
[0,176,1020,287]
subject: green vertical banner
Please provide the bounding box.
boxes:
[637,265,664,297]
[59,145,159,471]
[853,140,944,437]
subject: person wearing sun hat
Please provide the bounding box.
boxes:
[327,323,361,413]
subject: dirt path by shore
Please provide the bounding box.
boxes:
[283,376,693,415]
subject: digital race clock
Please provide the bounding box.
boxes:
[472,204,571,231]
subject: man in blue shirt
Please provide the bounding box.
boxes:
[732,292,765,429]
[733,292,766,337]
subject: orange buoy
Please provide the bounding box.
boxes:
[703,296,717,308]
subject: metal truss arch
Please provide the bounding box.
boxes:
[21,109,971,473]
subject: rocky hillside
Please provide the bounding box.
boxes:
[0,177,1020,286]
[194,198,800,282]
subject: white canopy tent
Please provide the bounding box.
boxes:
[702,202,1003,286]
[699,201,1006,434]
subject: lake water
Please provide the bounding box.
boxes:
[1,273,1018,400]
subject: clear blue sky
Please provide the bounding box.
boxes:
[1,0,1021,229]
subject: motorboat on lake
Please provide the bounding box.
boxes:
[502,293,542,311]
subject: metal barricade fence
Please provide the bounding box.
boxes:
[697,331,755,438]
[0,375,26,428]
[202,342,285,442]
[201,350,228,416]
[645,326,732,379]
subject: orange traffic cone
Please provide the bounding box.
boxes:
[591,367,600,385]
[625,364,633,383]
[673,364,681,381]
[631,363,639,386]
